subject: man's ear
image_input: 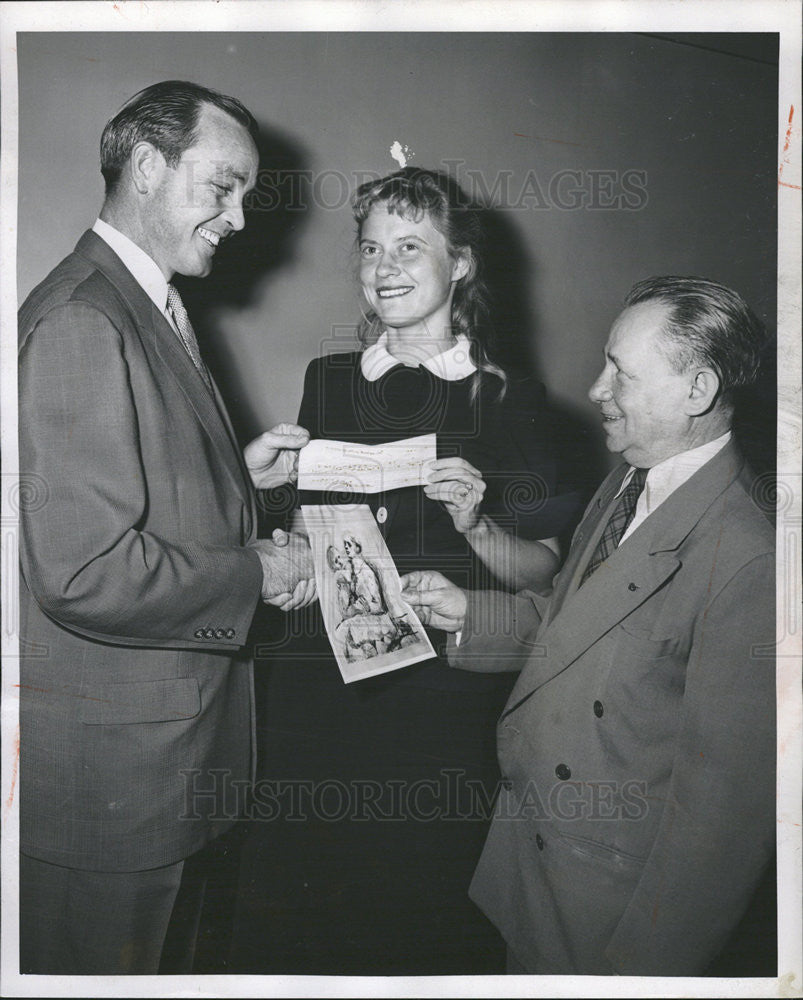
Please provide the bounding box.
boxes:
[686,368,721,415]
[129,141,164,194]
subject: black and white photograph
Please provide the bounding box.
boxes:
[0,1,800,996]
[302,504,435,681]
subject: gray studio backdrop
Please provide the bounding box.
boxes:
[17,32,777,463]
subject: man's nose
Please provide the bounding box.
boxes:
[588,371,610,403]
[222,200,246,233]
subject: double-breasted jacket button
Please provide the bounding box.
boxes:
[225,628,236,640]
[555,763,571,781]
[593,700,604,718]
[376,506,388,524]
[194,628,205,639]
[214,628,226,639]
[536,833,545,851]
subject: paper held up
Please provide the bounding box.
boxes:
[302,505,435,684]
[297,433,436,494]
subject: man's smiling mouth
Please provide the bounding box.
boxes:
[197,225,221,248]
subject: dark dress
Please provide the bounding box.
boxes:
[233,352,581,975]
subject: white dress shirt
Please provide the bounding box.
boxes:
[618,431,732,545]
[92,218,179,334]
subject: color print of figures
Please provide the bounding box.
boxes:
[302,505,435,683]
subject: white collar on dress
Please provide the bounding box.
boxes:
[360,331,477,382]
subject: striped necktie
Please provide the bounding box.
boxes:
[580,467,648,586]
[166,283,212,390]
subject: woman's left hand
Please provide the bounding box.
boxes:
[424,457,486,533]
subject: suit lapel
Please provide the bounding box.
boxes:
[208,375,258,529]
[503,442,746,715]
[148,304,255,508]
[74,231,254,511]
[544,464,630,626]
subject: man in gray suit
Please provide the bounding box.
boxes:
[18,80,313,973]
[403,276,775,976]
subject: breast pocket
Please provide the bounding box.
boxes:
[602,620,688,737]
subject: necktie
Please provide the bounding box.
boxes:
[580,467,648,586]
[166,283,212,390]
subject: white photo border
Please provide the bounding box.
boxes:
[1,2,800,998]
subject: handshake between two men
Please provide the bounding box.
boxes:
[244,423,317,608]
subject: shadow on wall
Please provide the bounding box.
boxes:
[733,333,777,482]
[175,121,312,443]
[482,205,607,514]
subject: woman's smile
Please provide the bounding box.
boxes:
[358,205,468,341]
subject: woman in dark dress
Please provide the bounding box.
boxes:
[242,168,581,975]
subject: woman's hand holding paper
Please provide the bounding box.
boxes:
[424,456,486,532]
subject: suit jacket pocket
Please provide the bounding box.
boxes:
[79,677,201,725]
[556,829,647,868]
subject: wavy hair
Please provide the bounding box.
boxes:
[352,167,507,400]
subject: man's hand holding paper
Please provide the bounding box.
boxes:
[245,422,310,489]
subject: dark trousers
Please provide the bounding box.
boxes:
[20,831,240,975]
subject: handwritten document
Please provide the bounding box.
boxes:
[297,433,437,494]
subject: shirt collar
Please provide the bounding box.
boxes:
[360,331,477,382]
[92,218,170,314]
[615,431,733,504]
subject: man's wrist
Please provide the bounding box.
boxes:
[251,543,281,600]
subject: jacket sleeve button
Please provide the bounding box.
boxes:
[214,628,226,639]
[593,700,604,718]
[204,628,215,639]
[194,628,205,639]
[555,763,571,780]
[225,628,236,640]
